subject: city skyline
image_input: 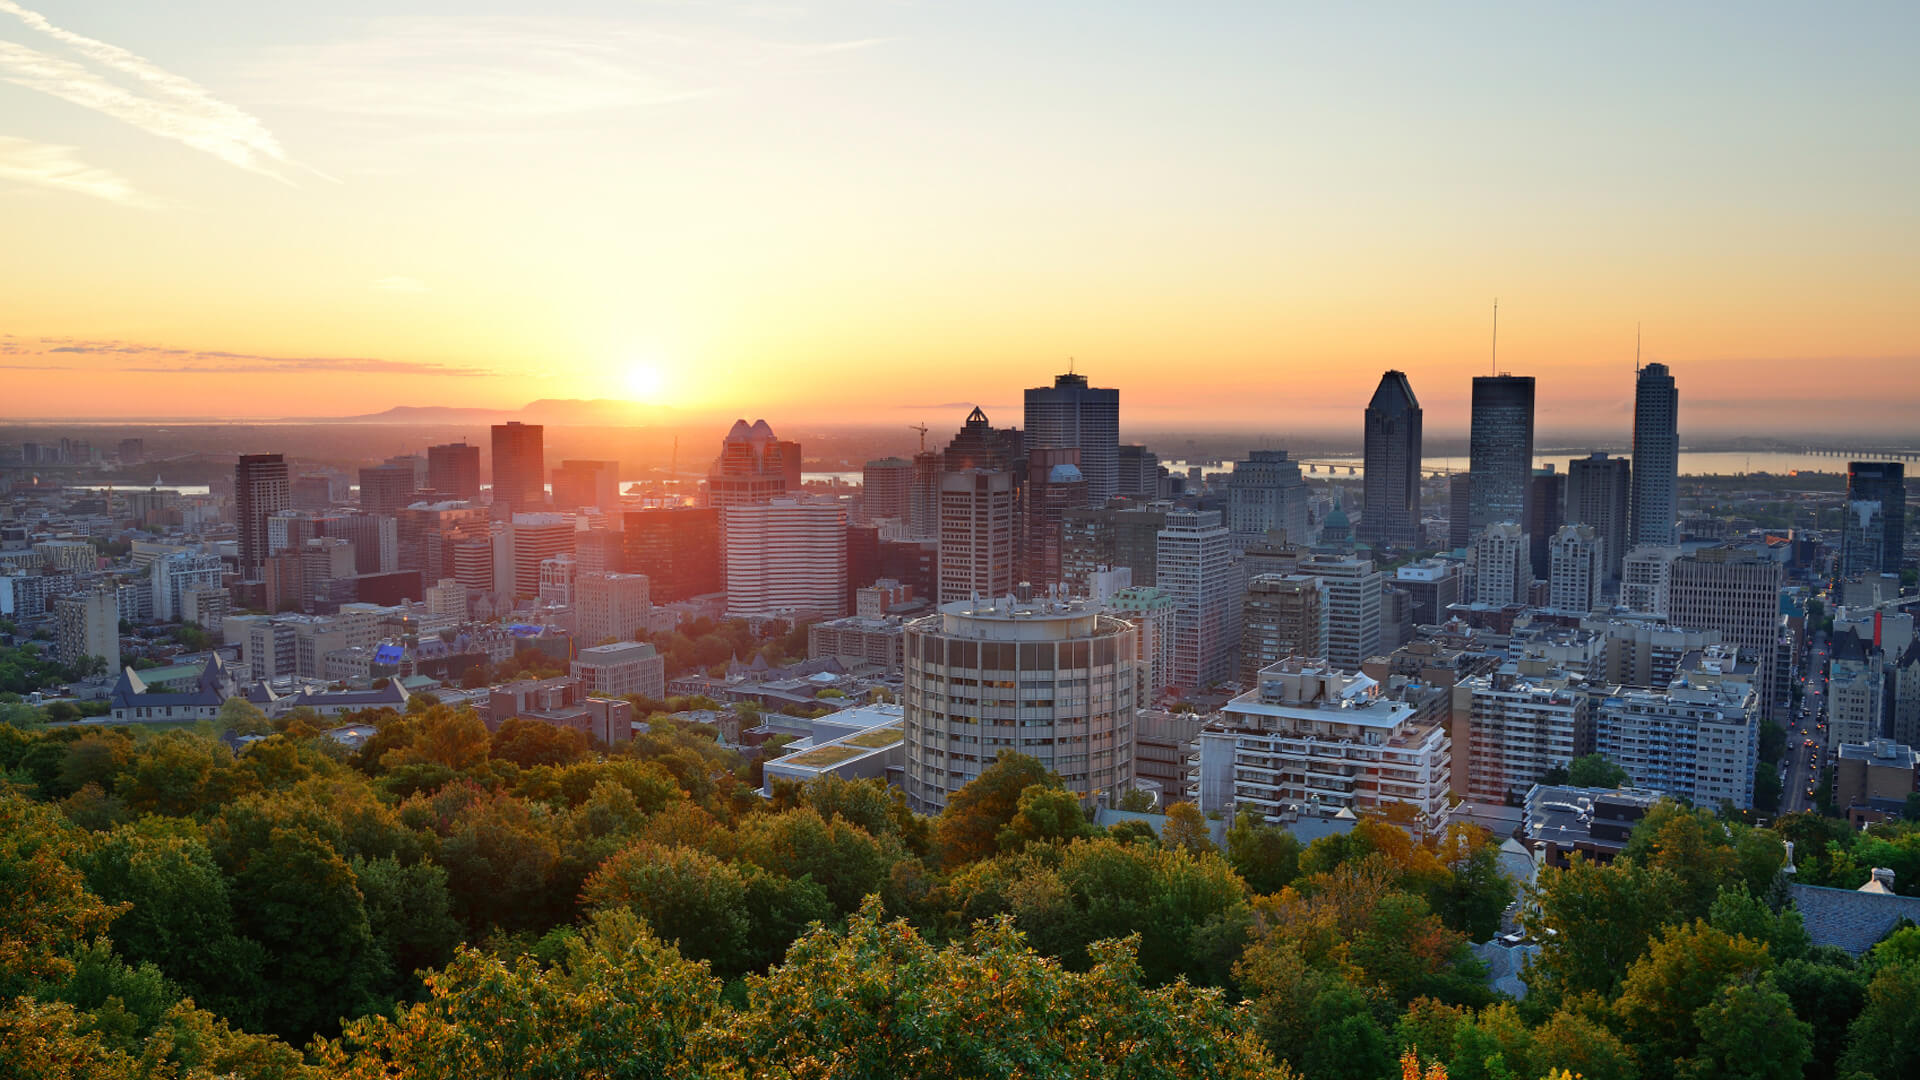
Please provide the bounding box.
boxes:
[2,3,1917,431]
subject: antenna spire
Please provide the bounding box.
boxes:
[1491,298,1498,376]
[1635,322,1642,372]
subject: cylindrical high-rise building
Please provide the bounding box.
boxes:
[902,597,1138,813]
[1630,362,1678,547]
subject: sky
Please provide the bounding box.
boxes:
[0,1,1915,437]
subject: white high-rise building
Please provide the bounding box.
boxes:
[54,589,119,674]
[1452,662,1586,805]
[1467,523,1531,605]
[1621,546,1680,616]
[902,597,1138,813]
[1156,510,1236,689]
[937,469,1017,604]
[576,571,651,645]
[1196,659,1451,828]
[1547,524,1605,613]
[723,498,848,619]
[1294,551,1383,671]
[1830,652,1887,751]
[1596,647,1758,809]
[511,513,576,601]
[538,554,577,606]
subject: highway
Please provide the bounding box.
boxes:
[1780,632,1829,816]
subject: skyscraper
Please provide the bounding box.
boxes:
[708,420,794,508]
[1547,523,1604,613]
[1467,375,1535,533]
[1157,510,1235,689]
[357,463,417,516]
[722,498,848,619]
[1360,370,1422,547]
[235,453,290,575]
[427,441,482,499]
[1630,362,1679,547]
[1447,474,1474,550]
[1846,462,1907,575]
[1024,372,1119,504]
[1023,448,1089,588]
[1669,546,1785,721]
[551,459,621,514]
[938,469,1017,603]
[1226,450,1310,548]
[1566,452,1632,583]
[621,508,722,602]
[1241,574,1329,683]
[862,457,913,523]
[490,422,546,516]
[1528,467,1564,582]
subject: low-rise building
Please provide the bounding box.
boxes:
[570,641,666,700]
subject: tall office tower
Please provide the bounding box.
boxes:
[1295,551,1383,671]
[879,537,940,601]
[1669,547,1785,720]
[327,513,398,576]
[1548,524,1604,613]
[1107,585,1175,700]
[1468,522,1531,605]
[1023,448,1089,588]
[491,422,546,516]
[621,508,722,602]
[1447,474,1474,549]
[708,419,795,508]
[427,441,482,499]
[510,513,576,601]
[117,438,144,463]
[1226,450,1310,547]
[396,501,491,585]
[1528,467,1564,580]
[1241,574,1329,683]
[774,438,804,491]
[576,571,651,645]
[235,453,290,575]
[901,595,1138,814]
[1846,462,1907,573]
[862,457,914,523]
[357,463,417,516]
[943,406,1024,474]
[1394,559,1462,626]
[1024,372,1119,505]
[1157,510,1235,689]
[54,589,119,674]
[1360,370,1423,547]
[1630,362,1679,547]
[1620,545,1680,617]
[552,460,622,515]
[1452,665,1586,804]
[938,469,1017,604]
[908,451,943,540]
[300,537,356,605]
[1061,506,1167,593]
[1839,501,1887,582]
[291,475,334,510]
[722,498,848,619]
[1566,452,1632,583]
[1467,375,1536,533]
[1117,444,1161,499]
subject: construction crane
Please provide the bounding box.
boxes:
[909,423,930,452]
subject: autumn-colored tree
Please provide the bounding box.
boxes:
[1612,921,1773,1077]
[1162,801,1216,855]
[932,752,1058,868]
[0,792,122,999]
[998,784,1096,852]
[1523,853,1686,1000]
[489,717,590,769]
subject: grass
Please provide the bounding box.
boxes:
[787,744,866,767]
[845,727,904,748]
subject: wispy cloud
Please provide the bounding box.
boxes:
[240,16,885,123]
[9,337,490,377]
[372,275,430,293]
[0,135,142,203]
[0,0,298,180]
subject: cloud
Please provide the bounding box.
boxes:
[0,135,142,203]
[17,337,490,377]
[372,275,430,293]
[240,16,884,123]
[0,1,297,180]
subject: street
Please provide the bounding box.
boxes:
[1780,631,1829,816]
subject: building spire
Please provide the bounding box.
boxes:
[1491,298,1499,376]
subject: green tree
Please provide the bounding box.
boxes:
[1836,956,1920,1079]
[730,806,896,914]
[1161,800,1215,855]
[1524,854,1685,999]
[932,752,1057,868]
[1683,978,1811,1080]
[997,784,1095,852]
[1226,812,1302,895]
[352,855,463,1002]
[1613,921,1773,1078]
[1239,942,1391,1080]
[0,792,122,999]
[1770,956,1865,1080]
[1567,752,1629,789]
[217,696,273,736]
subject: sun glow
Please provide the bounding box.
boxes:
[623,361,666,401]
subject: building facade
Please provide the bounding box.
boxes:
[722,498,849,619]
[1024,372,1119,505]
[1241,574,1329,684]
[1226,450,1310,548]
[1630,362,1679,547]
[1467,374,1536,534]
[1566,452,1632,583]
[1157,510,1236,689]
[1360,370,1423,547]
[490,422,547,516]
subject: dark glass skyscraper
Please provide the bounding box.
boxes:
[1024,372,1119,505]
[427,441,482,499]
[1846,462,1907,574]
[1467,375,1535,533]
[1630,362,1678,547]
[490,422,546,516]
[1566,451,1632,582]
[1360,370,1422,547]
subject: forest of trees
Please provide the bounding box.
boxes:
[3,696,1920,1079]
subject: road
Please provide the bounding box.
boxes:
[1780,632,1829,816]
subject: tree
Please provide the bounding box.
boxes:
[1162,801,1216,855]
[729,806,896,915]
[1527,1006,1638,1080]
[1524,855,1685,1000]
[1770,957,1865,1080]
[488,717,589,769]
[1239,942,1392,1080]
[352,856,463,1002]
[699,897,1289,1079]
[1836,956,1920,1079]
[997,784,1095,852]
[0,792,121,1000]
[1566,753,1629,789]
[932,752,1058,868]
[1684,978,1810,1080]
[217,696,273,736]
[1227,812,1302,895]
[1612,921,1773,1077]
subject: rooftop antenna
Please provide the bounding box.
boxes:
[1635,322,1642,373]
[1491,299,1498,376]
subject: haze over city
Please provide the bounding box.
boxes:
[3,2,1917,434]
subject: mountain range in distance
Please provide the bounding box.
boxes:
[308,399,679,426]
